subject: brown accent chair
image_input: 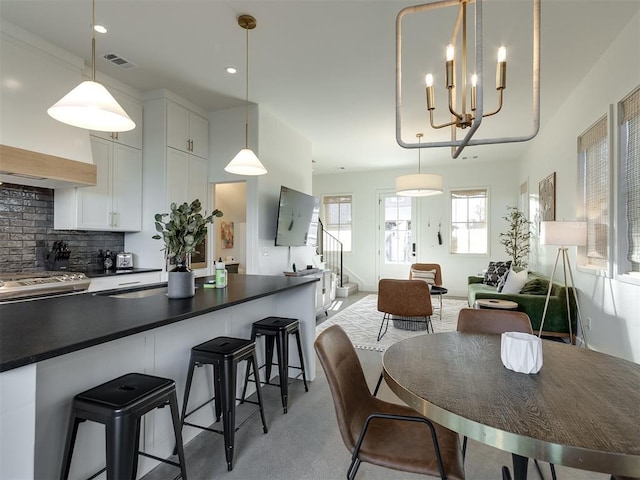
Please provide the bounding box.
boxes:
[410,263,444,317]
[377,279,433,341]
[409,262,443,286]
[314,325,465,480]
[456,308,533,335]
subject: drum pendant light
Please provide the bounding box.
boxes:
[396,133,443,197]
[47,0,135,132]
[225,14,267,176]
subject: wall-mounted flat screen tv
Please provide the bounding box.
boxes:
[275,186,320,247]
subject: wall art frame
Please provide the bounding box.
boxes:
[539,172,556,222]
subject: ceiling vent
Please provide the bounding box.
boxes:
[102,52,138,69]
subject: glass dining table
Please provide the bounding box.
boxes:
[382,332,640,479]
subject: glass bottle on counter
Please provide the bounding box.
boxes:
[215,257,227,288]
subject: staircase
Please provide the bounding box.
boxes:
[336,274,359,298]
[317,220,358,297]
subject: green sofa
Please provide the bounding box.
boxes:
[467,272,576,340]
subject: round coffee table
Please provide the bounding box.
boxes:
[475,298,518,310]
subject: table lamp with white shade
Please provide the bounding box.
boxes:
[538,221,588,346]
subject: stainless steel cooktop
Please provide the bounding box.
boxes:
[0,271,91,301]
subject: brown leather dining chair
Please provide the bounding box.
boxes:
[377,278,433,341]
[314,325,465,480]
[456,308,533,334]
[456,308,552,478]
[456,307,533,458]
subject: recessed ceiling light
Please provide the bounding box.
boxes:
[93,24,107,34]
[226,66,237,74]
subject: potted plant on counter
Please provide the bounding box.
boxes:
[153,199,222,298]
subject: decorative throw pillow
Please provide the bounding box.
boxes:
[499,268,529,294]
[483,261,512,287]
[411,269,436,286]
[520,278,550,295]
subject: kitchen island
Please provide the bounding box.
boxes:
[0,274,317,479]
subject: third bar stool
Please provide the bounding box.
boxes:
[241,316,308,414]
[178,336,268,471]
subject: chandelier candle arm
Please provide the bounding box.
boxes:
[396,0,540,158]
[426,5,506,127]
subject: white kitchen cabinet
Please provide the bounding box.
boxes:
[124,93,210,271]
[166,148,208,207]
[90,93,143,150]
[310,270,335,316]
[54,136,142,231]
[87,271,162,292]
[167,101,208,158]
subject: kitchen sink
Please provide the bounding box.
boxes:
[97,286,167,299]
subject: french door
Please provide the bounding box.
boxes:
[377,192,418,280]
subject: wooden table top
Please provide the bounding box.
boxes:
[382,332,640,477]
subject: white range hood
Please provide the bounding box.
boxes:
[0,20,96,189]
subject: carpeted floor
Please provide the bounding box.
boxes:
[316,294,469,351]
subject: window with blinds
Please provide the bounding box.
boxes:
[450,189,488,254]
[322,194,352,251]
[619,86,640,274]
[578,115,610,272]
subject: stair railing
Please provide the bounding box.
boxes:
[317,219,344,287]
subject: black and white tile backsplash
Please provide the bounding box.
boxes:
[0,183,124,273]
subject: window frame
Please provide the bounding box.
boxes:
[449,187,489,255]
[576,109,613,277]
[615,86,640,285]
[321,193,353,253]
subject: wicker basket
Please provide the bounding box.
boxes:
[392,315,429,331]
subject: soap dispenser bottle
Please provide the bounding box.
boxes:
[215,257,227,288]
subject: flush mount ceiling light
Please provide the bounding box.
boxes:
[47,0,134,132]
[395,0,540,159]
[225,14,267,176]
[396,133,443,197]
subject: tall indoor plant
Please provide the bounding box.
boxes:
[499,206,531,269]
[153,199,222,298]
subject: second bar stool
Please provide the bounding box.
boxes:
[178,336,268,471]
[241,316,308,414]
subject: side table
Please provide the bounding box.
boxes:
[475,298,518,310]
[430,286,448,319]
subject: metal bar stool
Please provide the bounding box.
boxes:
[60,372,187,480]
[241,316,308,414]
[178,336,268,471]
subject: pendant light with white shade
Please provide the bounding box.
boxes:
[224,14,267,176]
[47,0,135,132]
[396,133,443,197]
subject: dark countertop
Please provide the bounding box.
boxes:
[0,274,317,373]
[80,267,162,278]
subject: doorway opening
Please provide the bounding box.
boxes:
[211,182,247,274]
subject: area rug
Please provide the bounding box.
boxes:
[316,294,469,351]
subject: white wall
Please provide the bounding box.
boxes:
[518,10,640,362]
[210,105,313,275]
[313,159,520,295]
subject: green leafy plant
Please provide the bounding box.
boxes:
[499,206,531,269]
[153,199,222,268]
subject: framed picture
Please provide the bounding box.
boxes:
[539,172,556,221]
[221,221,234,249]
